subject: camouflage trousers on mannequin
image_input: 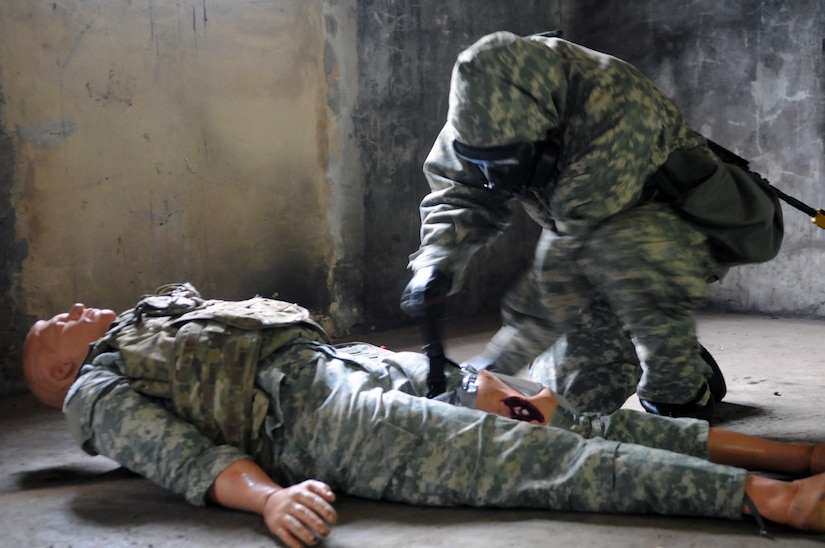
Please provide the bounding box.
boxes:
[266,341,745,519]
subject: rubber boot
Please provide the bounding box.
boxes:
[639,382,715,422]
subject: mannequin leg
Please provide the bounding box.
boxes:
[709,428,825,477]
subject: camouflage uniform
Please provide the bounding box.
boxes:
[63,297,747,521]
[409,31,779,412]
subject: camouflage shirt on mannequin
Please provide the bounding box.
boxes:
[63,283,747,520]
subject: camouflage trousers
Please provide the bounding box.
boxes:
[264,342,745,520]
[504,202,727,413]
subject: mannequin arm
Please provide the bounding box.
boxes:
[207,459,337,548]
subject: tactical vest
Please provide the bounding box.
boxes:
[87,283,329,453]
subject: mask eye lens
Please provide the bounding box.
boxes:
[515,142,536,162]
[479,165,523,194]
[453,140,542,195]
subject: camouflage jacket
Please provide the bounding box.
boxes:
[409,32,706,287]
[64,284,328,505]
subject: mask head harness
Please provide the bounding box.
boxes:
[453,138,559,197]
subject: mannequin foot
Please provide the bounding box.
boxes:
[787,473,825,531]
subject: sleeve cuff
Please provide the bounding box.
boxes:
[181,445,251,506]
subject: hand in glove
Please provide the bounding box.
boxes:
[400,266,452,318]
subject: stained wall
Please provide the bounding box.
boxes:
[0,1,564,395]
[2,1,823,397]
[566,0,825,316]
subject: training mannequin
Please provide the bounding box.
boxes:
[23,286,825,547]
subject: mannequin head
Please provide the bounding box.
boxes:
[23,304,117,408]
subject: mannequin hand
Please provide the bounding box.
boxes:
[400,266,452,317]
[263,480,337,547]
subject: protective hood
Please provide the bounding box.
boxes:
[447,31,564,148]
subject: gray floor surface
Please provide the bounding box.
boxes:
[2,311,825,547]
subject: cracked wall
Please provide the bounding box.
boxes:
[1,1,823,397]
[566,0,825,316]
[0,1,339,394]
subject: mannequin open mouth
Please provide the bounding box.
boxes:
[502,396,545,423]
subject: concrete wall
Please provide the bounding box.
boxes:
[354,0,562,325]
[0,1,345,395]
[565,0,825,316]
[1,1,823,397]
[4,1,338,309]
[0,1,563,395]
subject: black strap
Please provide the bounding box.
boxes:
[707,138,820,219]
[422,305,460,398]
[742,493,773,540]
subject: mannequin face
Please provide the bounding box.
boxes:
[473,370,557,425]
[24,303,117,408]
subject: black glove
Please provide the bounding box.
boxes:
[400,266,452,318]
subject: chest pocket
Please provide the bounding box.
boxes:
[171,320,267,453]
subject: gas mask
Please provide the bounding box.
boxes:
[453,139,559,198]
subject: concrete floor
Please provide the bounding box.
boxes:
[2,311,825,547]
